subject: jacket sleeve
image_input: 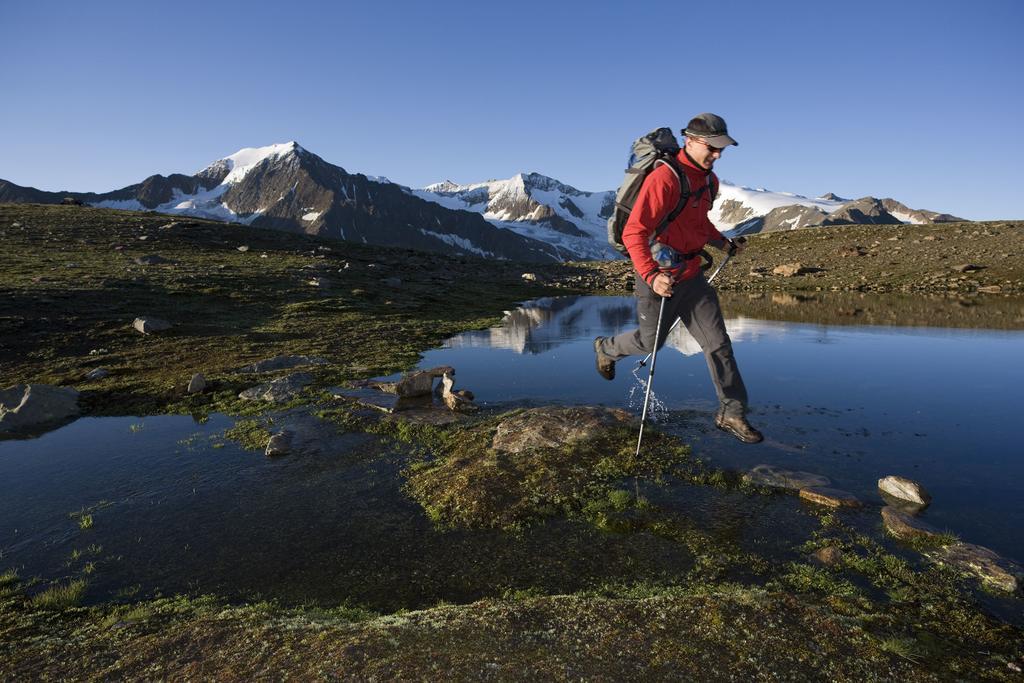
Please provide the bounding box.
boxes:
[622,165,679,285]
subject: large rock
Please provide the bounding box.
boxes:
[441,372,478,413]
[0,384,80,435]
[491,406,633,453]
[878,475,931,507]
[881,506,943,541]
[133,317,171,335]
[927,543,1023,594]
[743,465,830,491]
[374,366,455,397]
[238,373,313,403]
[799,487,862,508]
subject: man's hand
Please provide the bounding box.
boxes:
[652,272,674,297]
[728,237,747,255]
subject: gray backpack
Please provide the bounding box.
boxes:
[607,127,718,255]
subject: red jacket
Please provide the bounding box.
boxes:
[622,149,725,283]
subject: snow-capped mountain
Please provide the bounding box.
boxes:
[411,173,616,260]
[0,143,562,263]
[0,142,965,262]
[712,183,963,235]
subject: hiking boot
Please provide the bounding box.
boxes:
[593,337,615,381]
[715,413,763,444]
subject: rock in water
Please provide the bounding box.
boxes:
[799,487,862,508]
[133,317,172,335]
[0,384,80,435]
[880,506,943,541]
[878,475,931,507]
[441,372,478,413]
[743,465,830,491]
[927,543,1023,594]
[265,430,294,457]
[187,373,206,394]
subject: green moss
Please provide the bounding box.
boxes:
[223,418,274,451]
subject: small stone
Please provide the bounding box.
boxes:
[84,368,110,380]
[187,373,206,394]
[881,506,943,541]
[878,475,931,507]
[743,465,830,491]
[132,317,172,335]
[772,263,806,277]
[134,254,173,266]
[521,272,538,282]
[308,277,327,287]
[138,235,149,241]
[977,285,1002,293]
[953,263,983,273]
[810,546,843,567]
[237,245,250,252]
[265,430,294,457]
[799,487,862,508]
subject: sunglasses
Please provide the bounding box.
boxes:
[695,138,725,154]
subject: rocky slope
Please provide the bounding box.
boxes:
[0,144,561,263]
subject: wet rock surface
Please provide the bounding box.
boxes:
[264,430,294,457]
[881,506,943,541]
[743,465,830,491]
[798,487,862,508]
[927,542,1024,594]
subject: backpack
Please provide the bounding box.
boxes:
[606,127,718,255]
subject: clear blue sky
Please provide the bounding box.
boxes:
[2,0,1021,219]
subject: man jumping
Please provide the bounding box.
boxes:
[595,113,762,443]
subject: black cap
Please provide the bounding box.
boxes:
[683,113,738,147]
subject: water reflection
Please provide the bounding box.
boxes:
[417,294,1024,560]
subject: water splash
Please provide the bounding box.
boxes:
[628,361,670,422]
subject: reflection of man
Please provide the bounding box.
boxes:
[594,113,762,443]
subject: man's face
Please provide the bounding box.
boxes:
[685,136,724,170]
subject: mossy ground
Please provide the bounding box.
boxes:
[1,204,1021,678]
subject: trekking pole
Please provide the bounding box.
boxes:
[635,293,667,457]
[637,238,744,368]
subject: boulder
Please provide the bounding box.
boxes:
[133,317,171,335]
[491,406,633,454]
[84,368,110,380]
[373,366,455,397]
[238,373,313,403]
[238,355,328,374]
[743,465,830,491]
[927,543,1023,594]
[799,487,863,508]
[0,384,80,435]
[265,430,295,457]
[187,373,206,394]
[881,506,943,541]
[878,475,931,507]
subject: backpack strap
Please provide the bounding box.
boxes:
[652,156,691,239]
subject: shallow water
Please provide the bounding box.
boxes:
[415,295,1024,559]
[1,294,1021,609]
